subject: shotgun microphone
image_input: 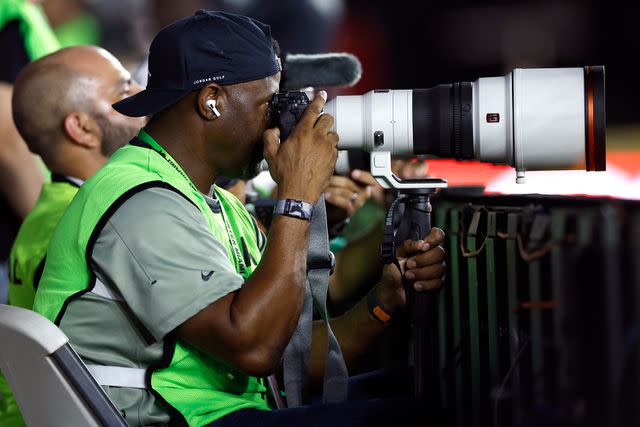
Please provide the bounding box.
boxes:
[280,52,362,91]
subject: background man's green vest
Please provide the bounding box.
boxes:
[33,134,270,426]
[8,178,79,309]
[0,0,59,61]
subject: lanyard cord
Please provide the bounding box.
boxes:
[131,134,248,275]
[217,205,248,275]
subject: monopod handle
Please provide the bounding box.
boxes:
[398,195,435,325]
[395,193,439,402]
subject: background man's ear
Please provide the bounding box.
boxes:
[197,83,223,120]
[63,112,100,149]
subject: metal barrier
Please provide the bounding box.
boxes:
[431,188,640,427]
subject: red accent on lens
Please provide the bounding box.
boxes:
[586,66,596,171]
[486,113,500,123]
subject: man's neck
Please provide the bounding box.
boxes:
[144,121,217,194]
[51,152,103,182]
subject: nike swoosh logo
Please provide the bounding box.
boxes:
[201,270,215,281]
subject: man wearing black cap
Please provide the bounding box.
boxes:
[34,10,445,427]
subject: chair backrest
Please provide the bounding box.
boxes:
[0,305,128,427]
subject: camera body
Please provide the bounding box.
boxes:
[268,91,310,140]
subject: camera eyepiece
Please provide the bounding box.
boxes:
[268,92,310,140]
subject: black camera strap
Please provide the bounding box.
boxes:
[381,195,408,271]
[282,195,348,406]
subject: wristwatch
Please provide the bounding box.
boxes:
[273,199,314,221]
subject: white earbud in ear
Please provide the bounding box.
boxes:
[205,99,221,118]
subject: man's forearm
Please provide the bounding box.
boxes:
[0,83,45,219]
[227,215,311,364]
[0,153,45,219]
[329,223,384,310]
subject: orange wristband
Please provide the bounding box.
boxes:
[366,289,393,325]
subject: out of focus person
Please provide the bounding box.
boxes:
[219,0,345,53]
[0,45,144,427]
[327,159,431,312]
[42,0,101,47]
[0,0,59,303]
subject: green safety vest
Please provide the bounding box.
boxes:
[54,12,100,48]
[0,178,79,427]
[33,131,270,426]
[0,379,23,427]
[8,177,79,309]
[0,0,59,61]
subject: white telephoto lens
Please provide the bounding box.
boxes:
[325,66,605,179]
[327,90,414,155]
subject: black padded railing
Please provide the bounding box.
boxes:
[430,188,640,427]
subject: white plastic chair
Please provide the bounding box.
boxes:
[0,304,127,426]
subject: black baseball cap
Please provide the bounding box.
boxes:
[113,10,281,117]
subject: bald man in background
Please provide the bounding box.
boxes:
[0,45,144,426]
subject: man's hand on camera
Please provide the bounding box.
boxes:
[375,227,446,312]
[263,91,339,204]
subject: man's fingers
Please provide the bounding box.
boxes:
[405,245,446,269]
[351,169,379,186]
[396,239,427,258]
[404,262,445,282]
[421,227,445,251]
[324,191,355,215]
[413,279,442,292]
[300,91,327,128]
[262,128,280,162]
[396,227,445,265]
[314,112,334,133]
[325,186,361,202]
[326,175,361,193]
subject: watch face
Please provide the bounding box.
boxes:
[288,200,305,218]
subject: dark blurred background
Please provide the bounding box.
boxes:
[40,0,640,183]
[55,0,639,138]
[337,0,640,126]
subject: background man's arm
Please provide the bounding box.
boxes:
[308,229,446,386]
[0,83,45,219]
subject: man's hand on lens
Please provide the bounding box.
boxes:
[391,158,429,180]
[375,227,446,312]
[263,91,339,204]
